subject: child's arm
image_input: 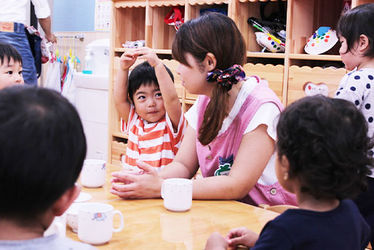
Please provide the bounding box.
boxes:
[114,51,137,122]
[135,47,182,131]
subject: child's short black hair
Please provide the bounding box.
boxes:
[0,42,23,65]
[0,86,86,221]
[128,61,174,103]
[337,3,374,57]
[276,95,373,200]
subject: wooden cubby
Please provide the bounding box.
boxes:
[108,0,373,167]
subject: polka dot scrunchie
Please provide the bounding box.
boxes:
[206,64,246,91]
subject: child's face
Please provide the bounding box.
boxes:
[132,83,166,123]
[339,36,362,71]
[176,53,211,95]
[0,58,24,89]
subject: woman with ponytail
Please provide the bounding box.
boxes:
[111,12,296,206]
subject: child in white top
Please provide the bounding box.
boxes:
[334,3,374,246]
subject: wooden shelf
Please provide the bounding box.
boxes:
[247,52,285,59]
[113,132,128,139]
[114,1,146,8]
[289,54,342,61]
[154,49,172,54]
[149,0,185,7]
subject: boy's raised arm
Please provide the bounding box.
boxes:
[114,52,137,122]
[136,47,182,131]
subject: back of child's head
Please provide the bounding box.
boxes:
[337,3,374,57]
[128,61,174,103]
[276,95,373,200]
[172,12,246,145]
[0,42,22,65]
[0,86,86,221]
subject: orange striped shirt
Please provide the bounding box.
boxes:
[123,105,185,170]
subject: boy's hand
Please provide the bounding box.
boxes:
[135,47,162,68]
[226,227,258,248]
[205,232,228,250]
[119,51,138,71]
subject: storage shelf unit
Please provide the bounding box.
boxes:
[108,0,372,167]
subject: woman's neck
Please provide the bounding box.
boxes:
[226,81,243,112]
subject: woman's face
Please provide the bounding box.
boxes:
[176,53,213,96]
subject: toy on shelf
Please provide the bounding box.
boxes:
[303,82,329,97]
[122,40,145,49]
[164,7,184,31]
[248,17,285,53]
[304,27,338,55]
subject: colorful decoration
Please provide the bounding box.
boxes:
[304,27,338,55]
[303,82,329,97]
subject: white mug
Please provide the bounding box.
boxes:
[78,202,124,245]
[161,178,192,212]
[80,159,106,188]
[66,203,82,233]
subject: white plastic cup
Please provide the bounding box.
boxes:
[161,178,192,212]
[78,202,124,245]
[80,159,106,188]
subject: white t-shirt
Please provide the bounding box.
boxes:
[185,77,281,185]
[0,0,51,24]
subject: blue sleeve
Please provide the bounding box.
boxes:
[251,221,293,250]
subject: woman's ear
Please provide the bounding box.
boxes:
[358,34,370,54]
[204,52,217,71]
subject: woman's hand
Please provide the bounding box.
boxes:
[110,161,163,199]
[226,227,258,248]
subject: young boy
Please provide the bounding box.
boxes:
[114,47,185,171]
[0,43,24,89]
[0,87,94,249]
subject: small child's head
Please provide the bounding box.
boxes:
[0,43,24,89]
[0,86,86,226]
[128,61,174,123]
[276,95,373,200]
[172,12,246,145]
[337,3,374,70]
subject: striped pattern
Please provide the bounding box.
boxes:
[124,105,185,169]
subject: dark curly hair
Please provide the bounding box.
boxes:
[276,95,373,200]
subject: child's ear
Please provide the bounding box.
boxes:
[358,34,370,54]
[204,52,217,71]
[280,155,290,173]
[51,184,81,216]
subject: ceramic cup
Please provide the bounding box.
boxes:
[78,202,124,245]
[80,159,106,188]
[161,178,192,212]
[66,203,82,233]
